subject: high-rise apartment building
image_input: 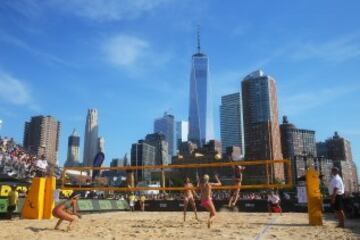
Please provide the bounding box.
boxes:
[323,132,353,162]
[154,112,175,157]
[65,129,80,167]
[280,116,317,183]
[241,70,284,182]
[220,92,244,156]
[188,31,213,147]
[83,109,99,167]
[317,132,359,193]
[176,121,188,152]
[23,115,60,165]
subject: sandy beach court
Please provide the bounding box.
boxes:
[0,212,359,240]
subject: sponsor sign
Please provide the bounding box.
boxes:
[0,199,7,213]
[98,200,112,210]
[77,200,94,211]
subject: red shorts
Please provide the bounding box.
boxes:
[269,203,281,213]
[201,198,212,208]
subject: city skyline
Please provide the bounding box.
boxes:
[0,1,359,174]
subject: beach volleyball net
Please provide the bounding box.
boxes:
[60,159,293,192]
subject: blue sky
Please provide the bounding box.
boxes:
[0,0,359,173]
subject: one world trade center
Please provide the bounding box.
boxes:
[188,30,214,147]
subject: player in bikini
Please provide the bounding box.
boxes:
[183,177,199,222]
[228,160,245,208]
[53,192,82,231]
[198,174,222,228]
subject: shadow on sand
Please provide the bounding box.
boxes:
[26,226,59,233]
[323,213,360,235]
[251,222,309,227]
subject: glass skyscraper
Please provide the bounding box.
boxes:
[154,112,175,157]
[65,129,80,167]
[131,140,156,182]
[220,92,244,156]
[188,34,213,147]
[176,121,188,152]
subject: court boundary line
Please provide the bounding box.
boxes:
[254,216,279,240]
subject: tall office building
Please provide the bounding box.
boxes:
[83,109,99,167]
[280,116,317,183]
[188,30,214,147]
[220,92,244,156]
[145,132,170,165]
[176,121,188,152]
[65,129,80,167]
[317,132,359,193]
[23,115,61,165]
[322,132,353,162]
[154,112,175,157]
[242,70,284,182]
[131,140,156,182]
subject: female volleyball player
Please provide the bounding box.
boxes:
[53,192,82,231]
[198,174,221,228]
[183,177,199,222]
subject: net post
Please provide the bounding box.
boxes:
[161,168,166,193]
[306,168,323,226]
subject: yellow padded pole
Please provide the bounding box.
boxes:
[306,168,323,226]
[43,177,56,219]
[22,177,46,219]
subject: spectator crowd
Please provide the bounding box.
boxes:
[0,136,50,179]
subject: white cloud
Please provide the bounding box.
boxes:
[102,34,172,72]
[0,71,39,111]
[102,35,149,67]
[49,0,170,22]
[280,86,358,115]
[291,35,360,62]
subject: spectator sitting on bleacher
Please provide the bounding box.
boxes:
[35,154,49,177]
